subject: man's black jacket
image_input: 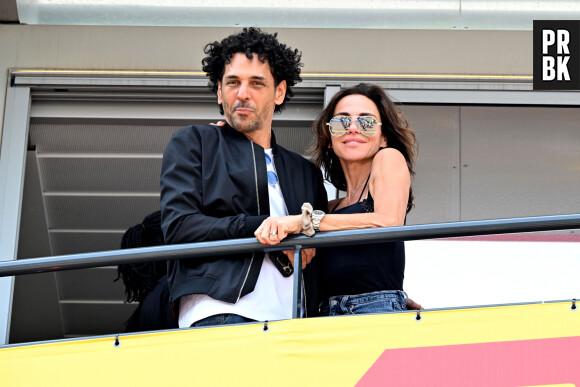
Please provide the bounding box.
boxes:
[160,123,328,317]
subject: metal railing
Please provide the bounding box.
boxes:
[2,213,580,318]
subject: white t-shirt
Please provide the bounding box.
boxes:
[178,148,294,327]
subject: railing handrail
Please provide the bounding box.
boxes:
[1,213,580,278]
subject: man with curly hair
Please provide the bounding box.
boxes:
[160,28,328,328]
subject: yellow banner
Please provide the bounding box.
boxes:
[1,302,579,386]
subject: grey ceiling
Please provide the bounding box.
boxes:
[11,0,580,30]
[6,0,580,30]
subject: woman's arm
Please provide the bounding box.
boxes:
[366,147,410,226]
[255,148,410,244]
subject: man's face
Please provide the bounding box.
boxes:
[217,53,287,134]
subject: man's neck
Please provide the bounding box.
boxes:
[223,117,273,149]
[243,128,272,149]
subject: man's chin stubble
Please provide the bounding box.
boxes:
[231,118,260,134]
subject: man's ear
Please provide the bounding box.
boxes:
[274,80,287,105]
[217,81,222,105]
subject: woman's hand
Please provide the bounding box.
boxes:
[255,215,302,245]
[209,120,226,126]
[406,298,424,310]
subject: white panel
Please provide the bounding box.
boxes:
[405,240,580,309]
[461,106,580,221]
[403,105,460,224]
[390,89,580,106]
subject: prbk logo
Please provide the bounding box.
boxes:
[533,20,580,90]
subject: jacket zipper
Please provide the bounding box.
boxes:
[251,141,261,215]
[237,141,260,302]
[280,191,290,219]
[237,252,255,302]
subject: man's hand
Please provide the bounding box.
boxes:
[282,248,316,270]
[255,215,301,245]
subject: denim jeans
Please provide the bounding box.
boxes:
[320,290,408,316]
[190,314,256,328]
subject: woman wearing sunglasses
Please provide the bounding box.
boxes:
[255,83,420,315]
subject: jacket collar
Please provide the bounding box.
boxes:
[222,122,278,151]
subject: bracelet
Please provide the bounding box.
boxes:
[300,203,315,237]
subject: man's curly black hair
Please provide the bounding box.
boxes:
[202,27,303,115]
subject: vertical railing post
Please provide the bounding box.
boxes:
[292,245,303,319]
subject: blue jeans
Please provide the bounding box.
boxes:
[320,290,408,316]
[190,314,256,328]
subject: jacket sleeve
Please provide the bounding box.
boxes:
[160,128,268,245]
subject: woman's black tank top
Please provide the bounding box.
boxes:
[316,184,405,299]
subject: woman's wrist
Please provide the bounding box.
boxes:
[300,203,315,236]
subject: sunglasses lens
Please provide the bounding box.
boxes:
[327,116,350,136]
[357,116,379,136]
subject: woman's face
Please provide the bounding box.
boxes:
[329,94,387,163]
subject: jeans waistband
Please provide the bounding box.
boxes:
[319,289,408,310]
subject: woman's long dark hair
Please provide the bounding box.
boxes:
[310,83,417,213]
[115,211,166,303]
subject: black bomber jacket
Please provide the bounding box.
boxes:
[160,123,328,317]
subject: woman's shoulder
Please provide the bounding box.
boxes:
[375,147,405,160]
[372,148,407,169]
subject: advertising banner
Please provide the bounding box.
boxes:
[2,301,579,386]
